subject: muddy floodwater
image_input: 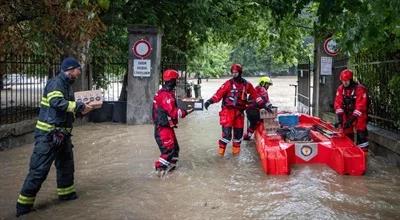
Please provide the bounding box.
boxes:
[1,76,399,220]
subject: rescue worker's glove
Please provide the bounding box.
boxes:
[204,99,213,110]
[265,103,273,113]
[186,107,194,114]
[334,114,343,128]
[51,129,66,147]
[76,101,85,112]
[81,102,94,115]
[344,115,356,129]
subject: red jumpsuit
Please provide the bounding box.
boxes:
[152,87,187,170]
[334,82,369,150]
[209,78,262,154]
[245,85,271,138]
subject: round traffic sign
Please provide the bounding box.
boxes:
[132,39,152,58]
[323,37,339,56]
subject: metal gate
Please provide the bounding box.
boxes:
[297,62,312,114]
[161,58,188,98]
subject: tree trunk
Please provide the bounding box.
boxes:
[67,41,91,92]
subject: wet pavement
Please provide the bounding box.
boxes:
[1,76,400,220]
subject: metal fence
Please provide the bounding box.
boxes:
[1,54,128,125]
[91,60,127,101]
[297,62,312,113]
[350,53,400,132]
[161,59,188,98]
[0,55,60,125]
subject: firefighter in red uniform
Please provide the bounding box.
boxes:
[204,64,263,156]
[334,69,369,152]
[152,69,193,175]
[243,76,273,140]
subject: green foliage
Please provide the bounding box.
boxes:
[267,0,400,55]
[229,40,286,75]
[187,39,232,77]
[0,0,107,57]
[2,0,397,91]
[388,75,400,128]
[316,0,400,54]
[351,52,400,130]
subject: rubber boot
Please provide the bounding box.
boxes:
[218,142,226,157]
[59,192,78,201]
[232,143,240,156]
[16,203,33,217]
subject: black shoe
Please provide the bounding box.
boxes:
[167,163,177,172]
[58,192,78,201]
[16,204,33,217]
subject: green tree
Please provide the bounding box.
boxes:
[187,38,232,77]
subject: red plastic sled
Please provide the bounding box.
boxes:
[255,114,366,175]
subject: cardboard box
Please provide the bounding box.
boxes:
[264,118,280,135]
[177,98,204,111]
[260,107,278,119]
[74,90,103,109]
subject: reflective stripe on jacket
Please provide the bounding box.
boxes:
[334,82,368,117]
[36,72,84,132]
[210,78,261,110]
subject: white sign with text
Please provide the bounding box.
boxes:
[133,59,151,77]
[321,56,332,76]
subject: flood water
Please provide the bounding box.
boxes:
[1,76,399,220]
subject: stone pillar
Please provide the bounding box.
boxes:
[127,26,162,124]
[313,37,343,117]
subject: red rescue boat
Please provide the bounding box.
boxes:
[254,113,366,175]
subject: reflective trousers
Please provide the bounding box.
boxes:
[218,108,245,148]
[17,132,75,209]
[154,126,179,170]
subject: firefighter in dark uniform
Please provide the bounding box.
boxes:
[16,57,93,217]
[334,69,369,152]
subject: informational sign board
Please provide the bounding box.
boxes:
[74,90,103,109]
[321,56,333,76]
[133,59,151,77]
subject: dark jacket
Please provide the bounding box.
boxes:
[36,72,85,133]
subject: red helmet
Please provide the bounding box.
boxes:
[340,69,353,81]
[230,63,242,74]
[163,69,179,81]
